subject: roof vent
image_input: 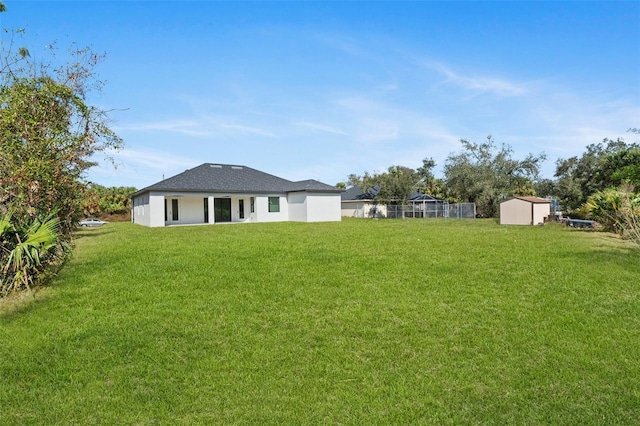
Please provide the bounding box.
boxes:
[210,164,222,168]
[231,166,243,170]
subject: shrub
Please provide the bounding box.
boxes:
[582,185,640,245]
[0,211,66,296]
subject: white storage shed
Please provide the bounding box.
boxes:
[499,196,551,226]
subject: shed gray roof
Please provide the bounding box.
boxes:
[133,163,341,196]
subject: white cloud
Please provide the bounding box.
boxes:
[116,119,214,137]
[117,113,279,139]
[295,121,348,136]
[422,61,530,97]
[218,123,277,138]
[85,147,200,188]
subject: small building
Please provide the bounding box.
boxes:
[499,196,551,225]
[131,163,342,227]
[407,194,449,218]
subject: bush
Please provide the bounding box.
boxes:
[0,211,67,296]
[582,185,640,245]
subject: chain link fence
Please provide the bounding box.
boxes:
[374,203,476,219]
[447,203,476,219]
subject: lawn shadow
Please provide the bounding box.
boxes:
[0,287,55,319]
[556,231,640,268]
[73,225,116,240]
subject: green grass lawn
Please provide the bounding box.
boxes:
[2,219,639,424]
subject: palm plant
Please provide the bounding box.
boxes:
[618,191,640,245]
[582,185,640,245]
[582,188,624,232]
[1,211,63,296]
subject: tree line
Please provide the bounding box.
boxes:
[82,184,137,218]
[341,134,640,240]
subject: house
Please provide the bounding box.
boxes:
[499,196,551,225]
[340,186,449,219]
[340,186,386,218]
[131,163,342,227]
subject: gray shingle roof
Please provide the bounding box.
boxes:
[342,186,444,202]
[341,186,367,201]
[133,163,340,196]
[341,185,378,201]
[409,193,446,202]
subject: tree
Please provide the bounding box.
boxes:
[415,157,447,199]
[81,184,137,217]
[346,171,376,191]
[0,9,122,235]
[1,5,122,295]
[376,166,420,205]
[346,165,420,205]
[595,146,640,190]
[533,178,557,199]
[553,138,638,213]
[443,136,546,217]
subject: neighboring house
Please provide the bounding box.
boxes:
[341,186,386,218]
[341,186,448,219]
[499,196,551,225]
[131,163,342,227]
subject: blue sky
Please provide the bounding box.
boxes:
[2,1,639,189]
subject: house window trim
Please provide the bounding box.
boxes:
[268,196,280,213]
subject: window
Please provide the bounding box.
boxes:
[268,197,280,213]
[250,197,255,213]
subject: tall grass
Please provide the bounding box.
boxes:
[1,219,639,424]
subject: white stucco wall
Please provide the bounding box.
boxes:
[207,196,214,224]
[149,193,166,227]
[135,191,339,227]
[288,192,308,222]
[132,194,151,227]
[254,195,288,222]
[305,193,341,222]
[178,197,206,225]
[341,202,386,218]
[231,197,253,222]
